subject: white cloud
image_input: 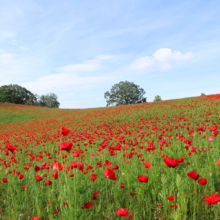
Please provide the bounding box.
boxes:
[128,56,154,70]
[58,62,100,73]
[21,55,114,93]
[58,54,115,73]
[128,48,193,71]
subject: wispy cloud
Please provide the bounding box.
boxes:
[21,55,115,93]
[128,48,193,71]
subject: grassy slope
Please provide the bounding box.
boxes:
[0,95,220,219]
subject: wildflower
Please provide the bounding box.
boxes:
[208,136,214,142]
[167,195,175,201]
[205,193,220,205]
[103,168,116,181]
[60,126,70,136]
[35,176,43,181]
[187,171,200,180]
[90,174,97,182]
[116,208,129,216]
[163,158,179,168]
[198,178,207,185]
[144,161,151,168]
[138,175,148,183]
[82,202,96,209]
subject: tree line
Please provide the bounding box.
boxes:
[0,84,60,108]
[3,81,203,108]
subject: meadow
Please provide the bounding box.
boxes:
[0,94,220,219]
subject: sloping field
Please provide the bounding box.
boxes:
[0,94,220,219]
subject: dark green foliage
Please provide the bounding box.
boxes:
[104,81,146,106]
[0,84,60,108]
[0,84,34,105]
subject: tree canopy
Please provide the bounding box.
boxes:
[104,81,146,107]
[0,84,34,105]
[43,93,60,108]
[0,84,60,108]
[154,95,162,102]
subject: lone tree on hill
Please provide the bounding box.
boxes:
[201,93,205,96]
[104,81,146,107]
[154,95,162,102]
[0,84,34,105]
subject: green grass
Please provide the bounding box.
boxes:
[0,110,40,125]
[0,95,220,219]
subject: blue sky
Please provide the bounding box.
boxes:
[0,0,220,108]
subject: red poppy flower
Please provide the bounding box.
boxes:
[167,195,174,201]
[63,202,69,206]
[52,172,59,180]
[90,174,97,182]
[4,151,9,156]
[46,180,52,186]
[217,159,220,166]
[70,161,78,169]
[120,183,124,188]
[78,162,84,171]
[22,185,26,189]
[2,178,8,183]
[69,173,74,177]
[18,174,24,179]
[187,171,200,180]
[6,144,16,154]
[130,192,136,195]
[82,202,96,209]
[31,217,42,220]
[34,166,41,173]
[41,162,47,167]
[170,205,178,208]
[116,208,129,216]
[53,161,63,171]
[163,158,179,168]
[104,160,112,166]
[198,178,207,185]
[144,162,151,168]
[205,193,220,204]
[35,176,43,181]
[59,141,73,153]
[176,157,185,163]
[138,175,148,183]
[103,168,116,181]
[73,151,80,157]
[60,126,70,136]
[62,154,67,158]
[86,166,93,171]
[93,190,100,200]
[112,165,119,170]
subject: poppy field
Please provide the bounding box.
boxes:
[0,94,220,219]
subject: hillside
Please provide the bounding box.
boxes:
[0,94,220,219]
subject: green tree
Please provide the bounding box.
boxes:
[38,95,47,107]
[154,95,162,102]
[0,84,34,105]
[27,94,38,106]
[44,93,60,108]
[201,93,205,96]
[104,81,146,107]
